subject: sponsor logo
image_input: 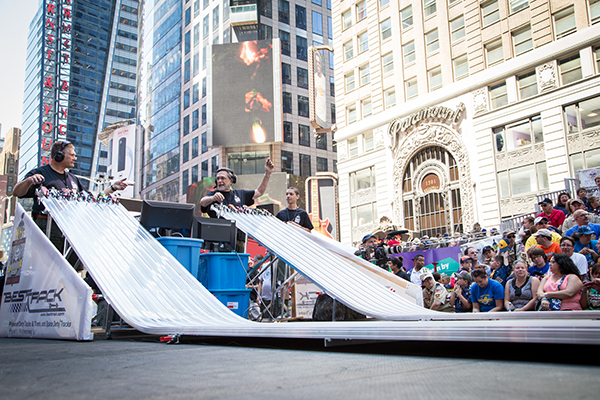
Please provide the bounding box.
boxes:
[3,288,66,313]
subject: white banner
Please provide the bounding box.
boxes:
[0,204,96,341]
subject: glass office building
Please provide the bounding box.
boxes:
[19,0,138,189]
[138,0,337,202]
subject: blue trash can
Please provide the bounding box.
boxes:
[211,288,252,318]
[157,237,204,279]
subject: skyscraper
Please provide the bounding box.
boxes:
[137,0,337,203]
[19,0,139,190]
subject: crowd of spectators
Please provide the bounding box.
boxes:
[415,192,600,312]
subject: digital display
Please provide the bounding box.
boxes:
[210,39,281,146]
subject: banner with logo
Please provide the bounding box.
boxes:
[395,246,462,276]
[0,204,96,341]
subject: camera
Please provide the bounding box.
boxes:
[355,230,408,268]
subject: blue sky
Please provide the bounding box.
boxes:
[0,0,40,136]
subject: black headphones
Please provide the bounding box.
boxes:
[216,167,236,184]
[53,140,72,162]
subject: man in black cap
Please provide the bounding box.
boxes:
[355,233,378,262]
[536,197,565,232]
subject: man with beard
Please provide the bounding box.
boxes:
[200,158,275,218]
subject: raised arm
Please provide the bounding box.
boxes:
[253,157,275,199]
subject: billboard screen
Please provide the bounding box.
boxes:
[209,39,281,146]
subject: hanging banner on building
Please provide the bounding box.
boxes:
[0,204,96,341]
[395,246,462,276]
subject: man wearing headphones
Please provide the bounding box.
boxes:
[13,140,128,257]
[199,157,275,218]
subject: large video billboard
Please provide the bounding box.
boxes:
[209,39,281,146]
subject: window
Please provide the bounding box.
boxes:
[297,36,307,60]
[259,24,272,40]
[282,63,291,84]
[426,29,439,55]
[486,39,503,66]
[331,103,336,124]
[202,104,207,125]
[283,121,293,143]
[194,23,199,46]
[184,59,191,83]
[183,115,190,136]
[424,0,436,17]
[403,41,416,64]
[299,124,311,146]
[490,81,508,109]
[382,52,394,77]
[385,87,396,109]
[202,132,207,153]
[281,151,293,173]
[297,67,309,89]
[201,160,208,178]
[510,0,528,13]
[279,0,289,24]
[192,109,199,130]
[555,7,576,39]
[298,95,309,117]
[358,31,368,53]
[513,26,533,56]
[185,31,191,54]
[497,162,549,197]
[348,137,358,157]
[428,67,442,91]
[211,156,219,174]
[345,71,355,92]
[482,1,500,27]
[182,169,189,194]
[595,46,600,72]
[380,18,392,41]
[316,132,327,149]
[359,64,370,86]
[317,157,328,172]
[328,16,333,39]
[405,77,418,99]
[362,98,372,119]
[193,50,199,76]
[559,53,582,84]
[223,0,229,21]
[380,0,390,7]
[192,165,198,184]
[493,115,543,153]
[453,55,469,80]
[192,137,199,158]
[185,7,191,26]
[591,0,600,25]
[344,40,354,61]
[213,5,219,30]
[518,70,538,99]
[312,11,323,36]
[342,9,352,30]
[450,16,465,43]
[401,6,413,30]
[364,132,374,152]
[357,1,367,21]
[350,166,375,191]
[300,154,311,176]
[280,30,290,55]
[183,142,190,163]
[202,77,206,97]
[259,0,271,19]
[564,96,600,133]
[347,104,357,124]
[184,89,190,109]
[296,5,307,30]
[283,91,292,113]
[203,15,209,38]
[330,76,335,96]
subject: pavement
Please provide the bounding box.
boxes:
[1,332,599,400]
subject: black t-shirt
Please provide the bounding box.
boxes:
[200,189,256,218]
[275,207,314,230]
[22,164,85,215]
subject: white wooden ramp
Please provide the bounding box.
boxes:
[39,193,600,344]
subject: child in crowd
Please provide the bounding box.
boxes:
[580,264,600,310]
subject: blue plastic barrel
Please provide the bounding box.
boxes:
[198,252,249,290]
